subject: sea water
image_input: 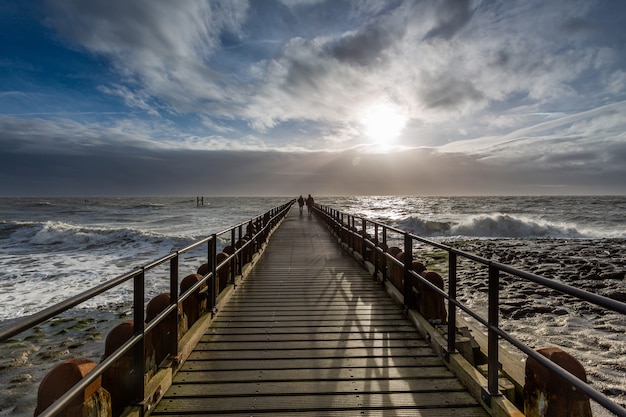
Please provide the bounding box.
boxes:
[0,195,624,415]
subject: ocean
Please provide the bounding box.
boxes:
[0,195,624,416]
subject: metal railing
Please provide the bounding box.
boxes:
[314,203,626,417]
[0,199,295,417]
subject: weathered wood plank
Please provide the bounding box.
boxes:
[181,355,441,371]
[151,408,488,417]
[167,378,467,396]
[199,330,424,343]
[173,366,456,383]
[180,347,440,361]
[155,391,482,414]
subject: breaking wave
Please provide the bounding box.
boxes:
[1,220,196,254]
[396,213,586,238]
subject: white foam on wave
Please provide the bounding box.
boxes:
[4,220,195,252]
[397,213,596,238]
[0,221,204,321]
[453,213,583,238]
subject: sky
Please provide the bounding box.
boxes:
[1,0,625,196]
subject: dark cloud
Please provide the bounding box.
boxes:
[331,24,395,66]
[2,138,624,196]
[419,74,484,110]
[424,0,474,40]
[560,18,597,34]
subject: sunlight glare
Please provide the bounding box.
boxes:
[360,102,407,146]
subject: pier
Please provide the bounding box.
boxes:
[1,200,625,417]
[151,206,488,416]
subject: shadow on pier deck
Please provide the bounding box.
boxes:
[151,209,489,416]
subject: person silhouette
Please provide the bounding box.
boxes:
[305,194,314,217]
[297,195,305,214]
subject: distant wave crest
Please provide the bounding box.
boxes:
[397,213,585,238]
[2,220,194,253]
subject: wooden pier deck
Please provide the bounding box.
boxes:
[151,208,489,416]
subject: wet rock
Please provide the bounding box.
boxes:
[10,373,33,384]
[604,291,626,302]
[601,271,625,280]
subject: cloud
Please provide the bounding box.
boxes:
[418,72,484,111]
[38,0,626,146]
[44,0,250,113]
[97,84,161,116]
[330,23,396,66]
[438,101,626,184]
[423,0,474,40]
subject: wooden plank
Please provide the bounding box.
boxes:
[167,378,467,396]
[193,347,434,360]
[215,310,402,319]
[207,319,412,328]
[203,325,418,335]
[173,366,456,383]
[154,392,482,414]
[151,408,488,417]
[181,356,443,371]
[199,331,424,343]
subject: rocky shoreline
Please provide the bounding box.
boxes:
[446,238,626,313]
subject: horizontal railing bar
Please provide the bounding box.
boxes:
[493,261,626,315]
[178,271,214,305]
[0,267,141,341]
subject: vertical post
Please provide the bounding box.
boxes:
[340,213,344,241]
[447,252,457,357]
[209,234,217,312]
[133,269,145,411]
[350,216,356,250]
[487,264,500,397]
[348,215,353,249]
[374,223,379,279]
[230,228,236,286]
[382,227,388,283]
[403,232,412,309]
[238,224,244,267]
[168,254,179,360]
[361,218,367,259]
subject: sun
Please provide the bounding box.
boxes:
[359,101,408,146]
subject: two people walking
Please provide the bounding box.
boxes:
[298,194,314,216]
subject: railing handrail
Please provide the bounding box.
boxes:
[0,199,295,417]
[314,203,626,417]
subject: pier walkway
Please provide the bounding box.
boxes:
[151,208,488,416]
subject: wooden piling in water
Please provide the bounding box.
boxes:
[524,347,592,417]
[35,358,111,417]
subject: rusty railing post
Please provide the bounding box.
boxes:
[133,268,145,411]
[485,264,500,402]
[403,232,412,309]
[447,251,457,358]
[209,235,217,312]
[168,253,179,360]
